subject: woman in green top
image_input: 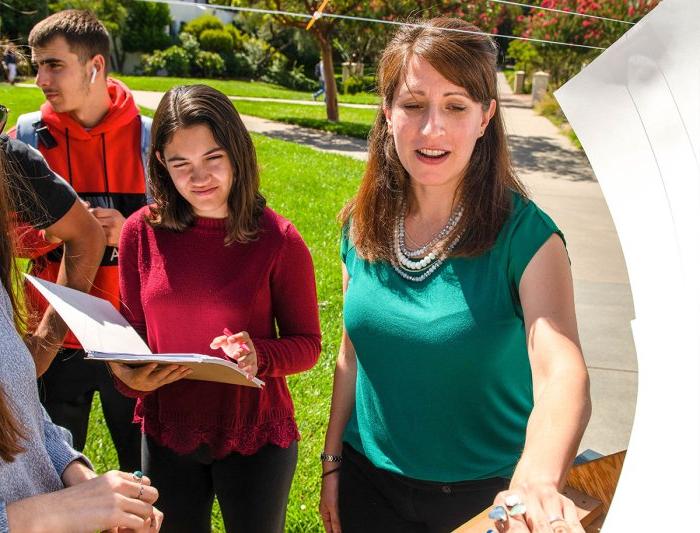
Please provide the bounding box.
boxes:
[319,17,591,533]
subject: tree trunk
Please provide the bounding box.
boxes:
[110,35,126,73]
[318,34,339,122]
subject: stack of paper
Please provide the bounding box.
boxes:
[26,275,264,389]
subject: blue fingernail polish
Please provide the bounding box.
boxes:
[488,506,507,522]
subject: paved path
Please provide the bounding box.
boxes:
[496,74,636,456]
[135,83,637,456]
[132,90,371,161]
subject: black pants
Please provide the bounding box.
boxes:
[38,348,141,472]
[143,434,298,533]
[339,444,509,533]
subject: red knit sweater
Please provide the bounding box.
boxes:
[117,206,321,457]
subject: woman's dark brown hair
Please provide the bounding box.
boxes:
[147,84,265,243]
[341,18,528,260]
[0,151,27,462]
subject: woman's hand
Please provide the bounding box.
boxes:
[109,362,192,392]
[490,483,584,533]
[7,470,161,533]
[210,329,258,380]
[319,468,342,533]
[61,459,97,487]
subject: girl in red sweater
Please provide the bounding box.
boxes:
[111,84,322,533]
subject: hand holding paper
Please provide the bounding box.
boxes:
[23,274,264,388]
[109,361,193,392]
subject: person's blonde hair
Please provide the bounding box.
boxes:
[0,150,27,462]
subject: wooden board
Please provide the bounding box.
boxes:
[566,451,626,513]
[452,451,626,532]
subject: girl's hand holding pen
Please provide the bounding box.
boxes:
[210,328,258,380]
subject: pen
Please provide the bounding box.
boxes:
[223,328,250,353]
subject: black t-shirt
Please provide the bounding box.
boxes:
[2,135,77,229]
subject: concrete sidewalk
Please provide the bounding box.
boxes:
[133,84,637,456]
[496,73,636,456]
[132,90,371,161]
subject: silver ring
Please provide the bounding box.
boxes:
[549,516,565,524]
[488,505,508,523]
[507,502,527,517]
[504,494,522,507]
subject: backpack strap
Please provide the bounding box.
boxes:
[139,115,153,203]
[15,111,43,148]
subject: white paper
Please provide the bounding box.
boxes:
[24,275,264,388]
[25,274,152,355]
[555,0,700,319]
[555,0,700,528]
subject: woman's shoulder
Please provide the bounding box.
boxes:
[503,191,560,238]
[260,207,295,237]
[124,205,152,228]
[259,207,307,247]
[122,205,154,240]
[497,191,564,268]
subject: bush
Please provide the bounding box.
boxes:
[342,75,376,95]
[342,76,363,95]
[122,1,172,54]
[199,29,234,54]
[223,24,244,50]
[221,51,254,78]
[142,32,224,78]
[241,35,279,79]
[141,51,165,75]
[183,14,223,40]
[506,40,541,75]
[142,45,190,76]
[262,59,316,91]
[178,32,200,58]
[195,50,225,78]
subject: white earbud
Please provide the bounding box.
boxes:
[90,67,97,84]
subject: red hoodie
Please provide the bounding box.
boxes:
[13,79,148,349]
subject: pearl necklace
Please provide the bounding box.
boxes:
[398,202,464,258]
[391,203,465,282]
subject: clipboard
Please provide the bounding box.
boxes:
[25,274,264,389]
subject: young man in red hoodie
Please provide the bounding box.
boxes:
[12,9,150,472]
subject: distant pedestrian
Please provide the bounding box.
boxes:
[3,44,16,85]
[312,59,325,101]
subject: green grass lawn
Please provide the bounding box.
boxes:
[233,99,378,140]
[114,74,380,105]
[2,83,364,532]
[1,85,45,129]
[2,84,377,140]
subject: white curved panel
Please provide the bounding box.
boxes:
[555,0,700,529]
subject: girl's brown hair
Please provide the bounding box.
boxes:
[0,152,27,462]
[341,18,528,260]
[147,84,265,243]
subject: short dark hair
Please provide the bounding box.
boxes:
[29,10,110,67]
[148,85,266,244]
